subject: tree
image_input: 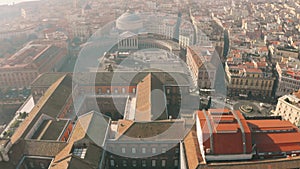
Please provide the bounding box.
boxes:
[206,96,212,110]
[72,37,81,46]
[105,64,113,72]
[223,29,230,58]
[199,98,202,110]
[19,112,27,119]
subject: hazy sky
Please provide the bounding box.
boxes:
[0,0,39,6]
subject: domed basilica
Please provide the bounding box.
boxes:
[116,10,143,33]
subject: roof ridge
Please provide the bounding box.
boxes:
[51,154,72,165]
[11,75,67,144]
[115,120,134,140]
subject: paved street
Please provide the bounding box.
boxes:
[210,97,275,117]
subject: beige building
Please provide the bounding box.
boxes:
[179,21,194,48]
[190,15,211,45]
[275,48,299,60]
[225,62,275,98]
[179,34,194,49]
[0,42,67,90]
[158,18,177,39]
[70,22,90,40]
[186,46,216,90]
[274,90,300,126]
[275,62,300,96]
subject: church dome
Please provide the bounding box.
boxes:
[116,11,143,31]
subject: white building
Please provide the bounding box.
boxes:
[118,31,138,50]
[275,62,300,97]
[274,91,300,126]
[179,21,194,48]
[71,22,90,40]
[158,18,177,39]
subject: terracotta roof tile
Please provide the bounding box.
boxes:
[246,68,262,73]
[197,109,252,155]
[11,75,67,144]
[51,111,109,168]
[247,120,296,131]
[117,120,185,140]
[184,127,205,169]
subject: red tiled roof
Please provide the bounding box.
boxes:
[293,90,300,99]
[208,108,231,115]
[184,127,205,168]
[195,108,300,161]
[248,119,300,154]
[270,41,281,45]
[246,68,262,73]
[212,116,235,123]
[227,57,234,62]
[254,132,300,153]
[259,46,268,52]
[197,109,252,155]
[231,50,240,54]
[257,61,267,68]
[213,132,247,154]
[215,124,239,132]
[244,62,255,68]
[247,120,296,131]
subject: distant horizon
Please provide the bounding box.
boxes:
[0,0,40,6]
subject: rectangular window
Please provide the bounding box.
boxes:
[98,88,102,94]
[142,160,146,167]
[174,159,178,166]
[122,160,127,167]
[122,147,126,154]
[132,160,137,167]
[132,147,136,154]
[106,88,110,94]
[161,148,166,153]
[73,148,87,159]
[40,163,45,169]
[166,88,170,94]
[114,88,118,94]
[142,147,146,154]
[122,88,126,94]
[175,148,179,154]
[152,160,156,167]
[29,162,34,168]
[152,147,156,154]
[210,72,214,79]
[110,159,115,167]
[161,160,166,167]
